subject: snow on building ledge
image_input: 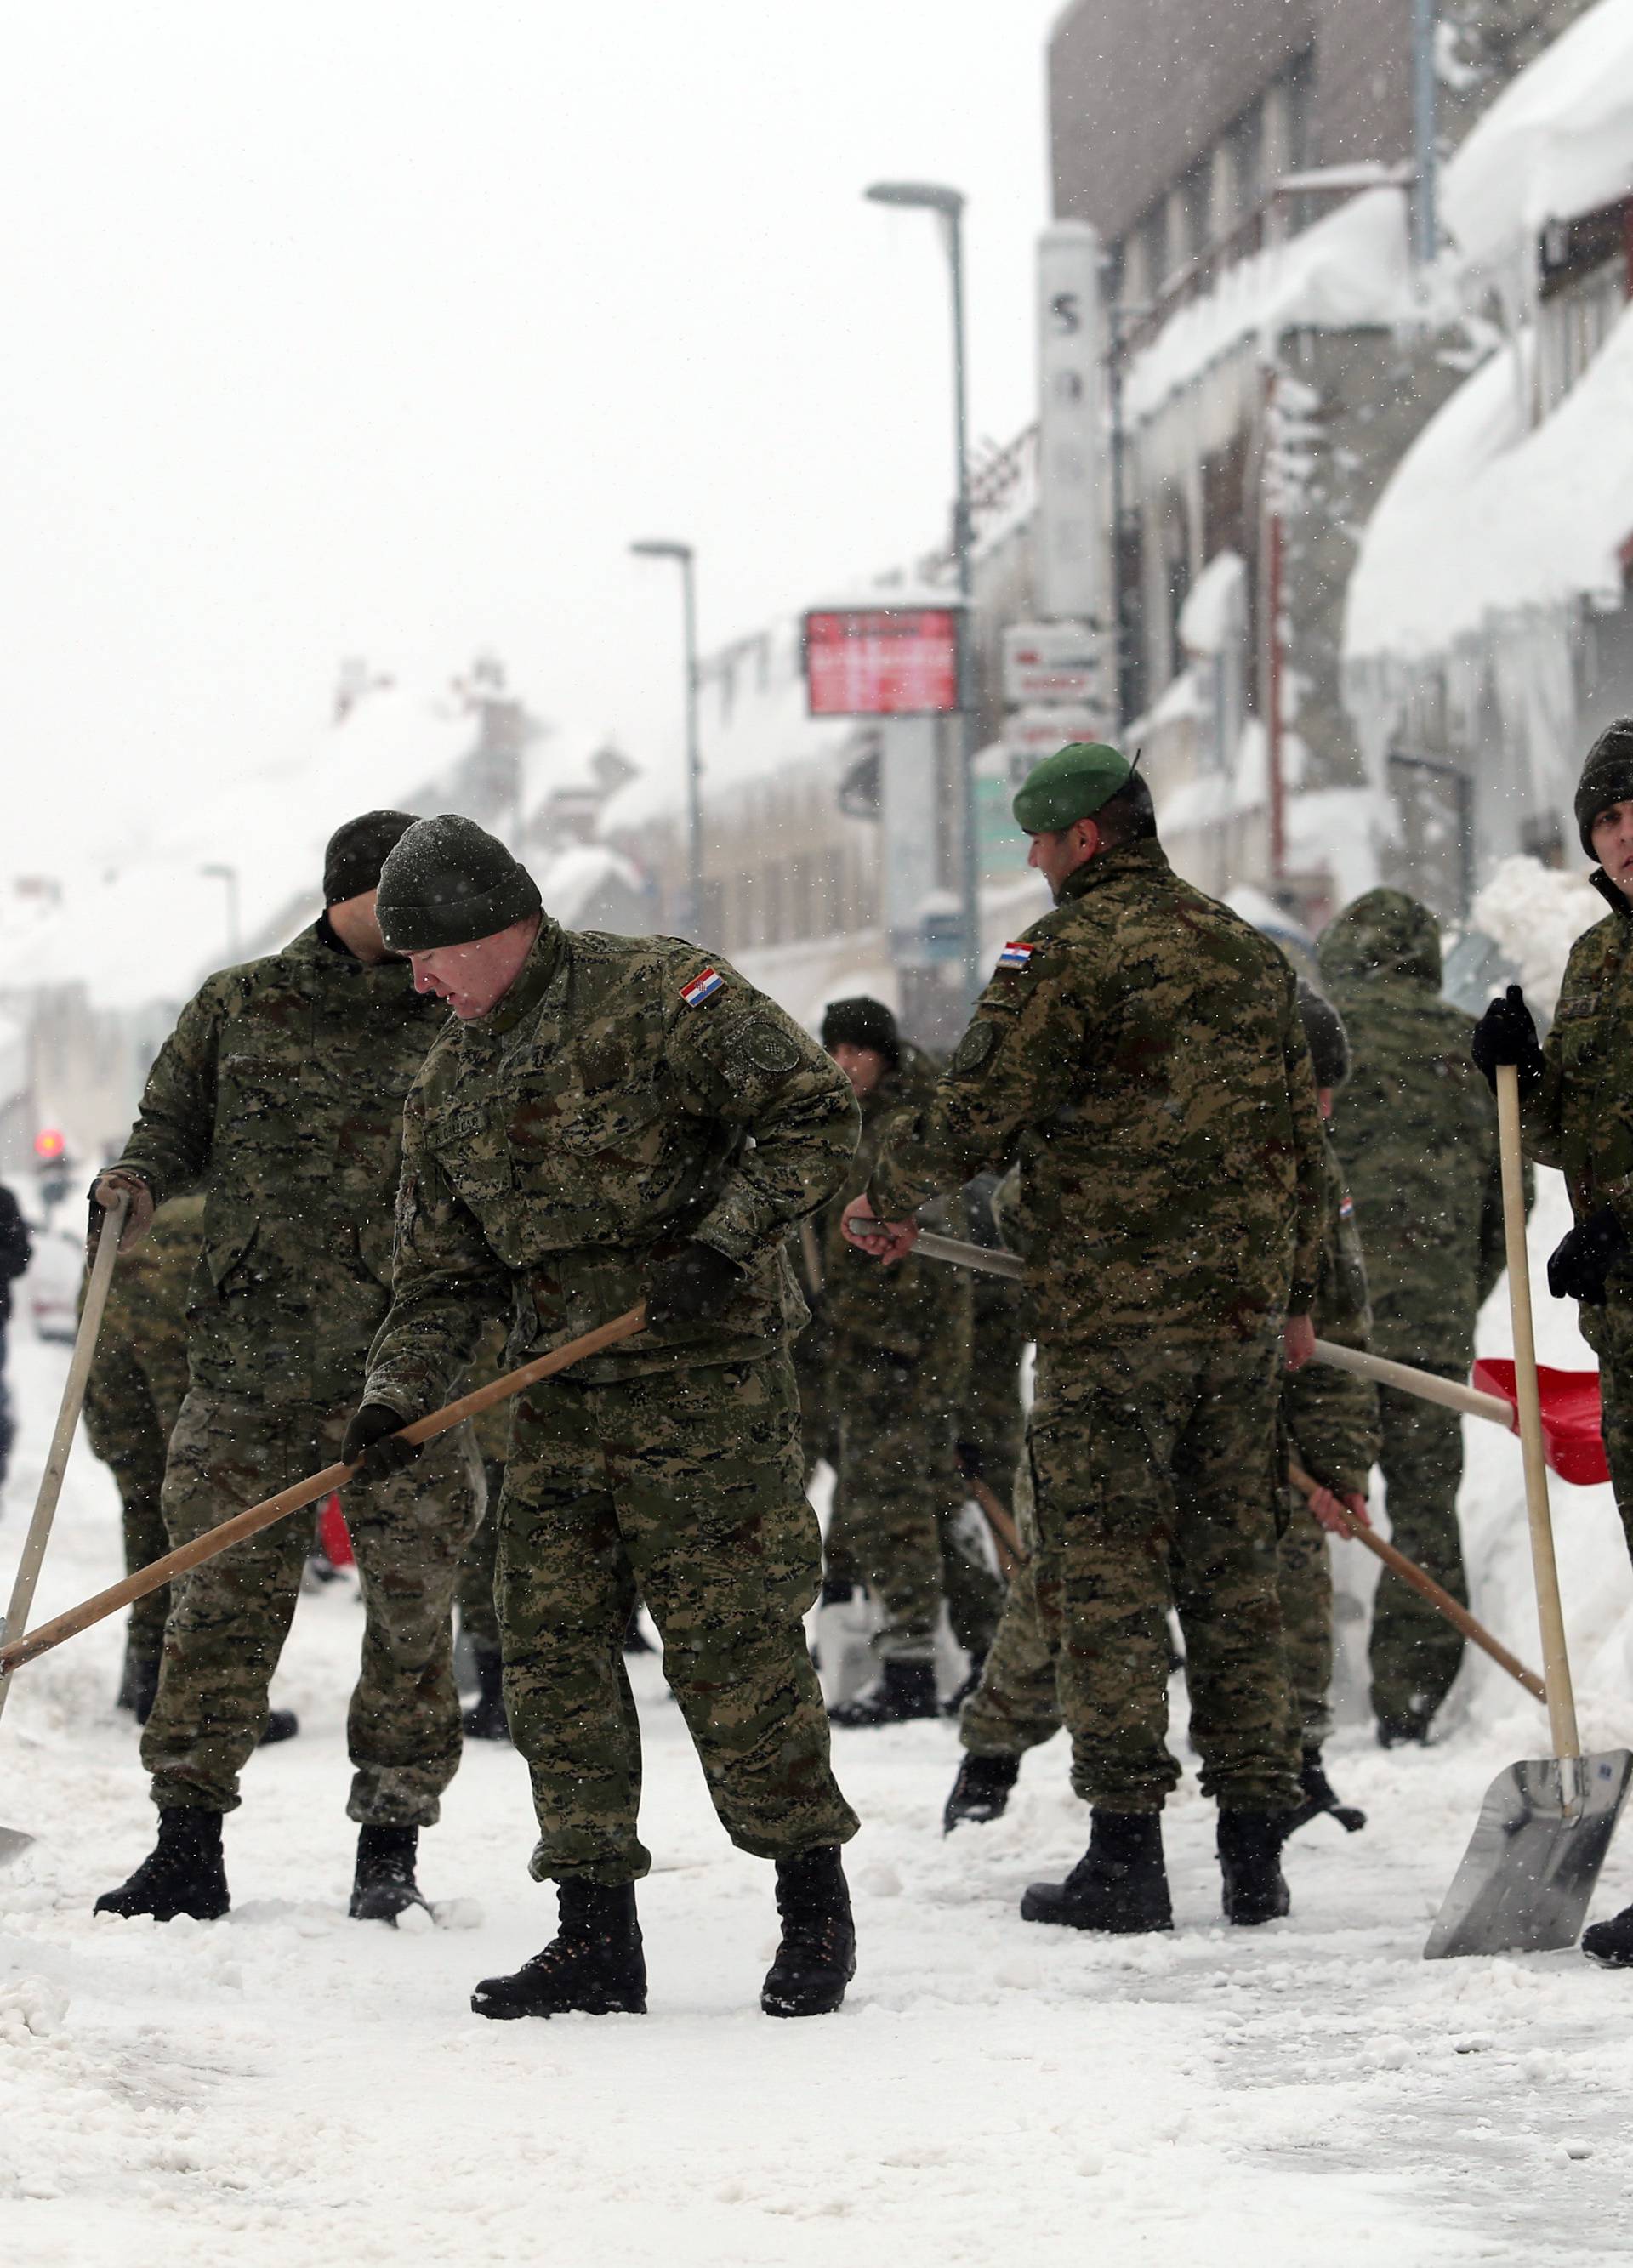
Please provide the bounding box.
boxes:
[1123,188,1417,429]
[1442,0,1633,279]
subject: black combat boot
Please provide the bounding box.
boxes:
[471,1881,646,2019]
[761,1845,856,2017]
[259,1708,299,1747]
[461,1646,510,1742]
[1582,1903,1633,1967]
[1021,1810,1174,1932]
[1282,1748,1365,1839]
[828,1657,939,1728]
[115,1647,161,1725]
[943,1751,1020,1833]
[94,1808,230,1922]
[1218,1810,1292,1924]
[349,1824,430,1924]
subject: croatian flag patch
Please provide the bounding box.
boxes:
[1340,1195,1355,1220]
[680,967,725,1008]
[996,941,1033,973]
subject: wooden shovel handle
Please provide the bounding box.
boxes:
[1288,1460,1545,1705]
[0,1304,648,1683]
[966,1475,1026,1578]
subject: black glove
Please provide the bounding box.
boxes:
[341,1401,424,1478]
[646,1240,744,1327]
[1471,985,1544,1093]
[1547,1206,1629,1306]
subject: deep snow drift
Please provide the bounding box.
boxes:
[5,1177,1633,2265]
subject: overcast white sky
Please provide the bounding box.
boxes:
[0,1,1062,884]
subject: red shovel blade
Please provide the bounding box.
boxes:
[318,1492,355,1567]
[1470,1359,1607,1487]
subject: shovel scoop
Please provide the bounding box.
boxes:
[1424,1064,1631,1959]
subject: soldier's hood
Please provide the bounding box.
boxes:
[1317,889,1442,990]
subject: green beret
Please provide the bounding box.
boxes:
[1012,742,1133,833]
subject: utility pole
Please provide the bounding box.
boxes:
[630,539,703,938]
[1412,0,1438,265]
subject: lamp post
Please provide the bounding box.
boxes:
[631,538,703,939]
[865,177,981,999]
[201,862,240,959]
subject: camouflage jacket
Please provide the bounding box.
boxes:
[1282,1131,1379,1498]
[868,839,1327,1346]
[1317,890,1516,1372]
[110,924,447,1406]
[364,918,860,1414]
[93,1188,205,1364]
[1521,869,1633,1335]
[820,1044,971,1373]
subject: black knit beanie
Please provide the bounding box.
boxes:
[375,815,543,951]
[821,996,901,1066]
[1575,719,1633,857]
[1296,984,1351,1090]
[323,810,422,907]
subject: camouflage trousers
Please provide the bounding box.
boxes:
[498,1351,858,1885]
[960,1454,1329,1766]
[1584,1301,1633,1558]
[83,1339,188,1669]
[1276,1492,1334,1751]
[1025,1331,1299,1815]
[825,1350,1002,1663]
[962,1281,1028,1493]
[458,1457,506,1653]
[1369,1381,1466,1728]
[142,1390,484,1821]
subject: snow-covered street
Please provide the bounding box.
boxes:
[3,1180,1633,2265]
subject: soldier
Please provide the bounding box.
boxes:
[90,810,485,1928]
[345,816,861,2021]
[457,1320,514,1742]
[1473,720,1633,1966]
[1317,889,1517,1746]
[0,1177,30,1496]
[83,1190,300,1737]
[816,997,999,1725]
[848,742,1324,1931]
[943,988,1378,1844]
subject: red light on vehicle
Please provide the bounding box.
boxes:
[33,1128,65,1160]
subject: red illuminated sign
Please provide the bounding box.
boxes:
[33,1128,65,1161]
[804,607,961,718]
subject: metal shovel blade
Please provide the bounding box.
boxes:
[1424,1748,1633,1959]
[0,1824,35,1865]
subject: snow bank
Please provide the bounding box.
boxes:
[1469,854,1603,1015]
[1124,189,1415,429]
[1442,0,1633,274]
[1343,306,1633,662]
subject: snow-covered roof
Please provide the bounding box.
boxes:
[536,841,646,928]
[601,615,858,829]
[1442,0,1633,275]
[1123,188,1415,428]
[1343,304,1633,662]
[0,685,473,1009]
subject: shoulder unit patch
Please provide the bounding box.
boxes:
[680,967,725,1008]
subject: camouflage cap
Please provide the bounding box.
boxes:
[1575,719,1633,857]
[376,815,543,952]
[1317,888,1442,992]
[1012,742,1133,833]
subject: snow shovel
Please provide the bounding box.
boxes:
[1423,1064,1632,1961]
[0,1190,130,1861]
[1310,1338,1608,1488]
[0,1303,647,1708]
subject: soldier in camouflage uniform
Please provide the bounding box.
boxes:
[1476,721,1633,1967]
[944,987,1380,1841]
[849,742,1324,1932]
[1317,889,1517,1746]
[815,998,1000,1725]
[958,1173,1028,1507]
[457,1318,513,1740]
[346,816,861,2021]
[90,811,485,1930]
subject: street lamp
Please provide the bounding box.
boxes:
[865,179,980,999]
[200,862,241,960]
[630,538,703,940]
